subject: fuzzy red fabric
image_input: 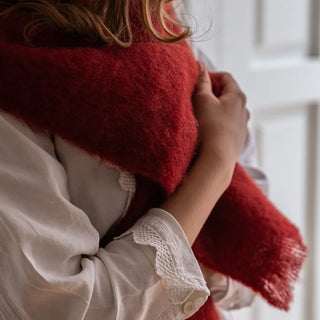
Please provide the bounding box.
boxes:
[0,3,307,319]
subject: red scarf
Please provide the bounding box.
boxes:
[0,3,307,319]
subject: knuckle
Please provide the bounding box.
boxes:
[242,92,247,104]
[222,71,232,78]
[246,108,251,120]
[192,91,213,105]
[193,90,210,99]
[237,90,247,104]
[194,81,211,93]
[222,72,233,81]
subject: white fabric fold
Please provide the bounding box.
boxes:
[0,110,209,320]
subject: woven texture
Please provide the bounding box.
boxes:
[0,2,307,319]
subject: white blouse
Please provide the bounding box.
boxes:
[0,107,268,320]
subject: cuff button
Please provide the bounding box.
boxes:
[182,300,195,316]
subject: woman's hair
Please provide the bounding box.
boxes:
[0,0,192,47]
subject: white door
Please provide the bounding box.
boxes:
[181,1,320,320]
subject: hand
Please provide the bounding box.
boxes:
[192,63,250,168]
[159,64,250,245]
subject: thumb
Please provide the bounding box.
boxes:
[195,62,213,95]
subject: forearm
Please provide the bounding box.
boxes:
[160,153,234,245]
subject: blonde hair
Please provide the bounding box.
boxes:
[0,0,192,47]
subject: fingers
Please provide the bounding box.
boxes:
[213,72,243,96]
[194,66,245,103]
[195,62,212,92]
[194,62,219,102]
[193,65,249,120]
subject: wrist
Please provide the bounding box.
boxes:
[196,150,236,188]
[160,149,235,245]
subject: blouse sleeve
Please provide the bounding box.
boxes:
[0,110,209,320]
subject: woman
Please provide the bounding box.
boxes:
[0,0,273,319]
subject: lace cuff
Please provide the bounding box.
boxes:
[115,208,210,318]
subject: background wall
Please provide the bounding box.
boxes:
[178,0,320,319]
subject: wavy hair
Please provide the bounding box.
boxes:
[0,0,192,47]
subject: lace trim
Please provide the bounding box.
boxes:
[118,170,136,218]
[100,160,136,194]
[100,160,136,218]
[119,170,136,193]
[132,221,207,304]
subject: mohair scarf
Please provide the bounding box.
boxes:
[0,2,307,319]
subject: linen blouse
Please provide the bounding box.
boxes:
[0,106,268,320]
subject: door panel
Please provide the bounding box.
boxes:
[182,1,320,319]
[257,0,310,54]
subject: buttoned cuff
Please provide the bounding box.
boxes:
[115,208,210,319]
